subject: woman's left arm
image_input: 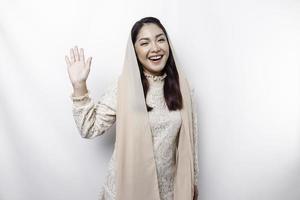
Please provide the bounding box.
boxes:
[191,88,199,200]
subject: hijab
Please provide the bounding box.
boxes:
[115,32,195,200]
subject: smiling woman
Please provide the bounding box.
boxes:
[66,16,199,200]
[133,24,170,76]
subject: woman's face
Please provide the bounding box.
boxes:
[134,23,169,76]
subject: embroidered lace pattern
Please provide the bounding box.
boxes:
[71,72,199,200]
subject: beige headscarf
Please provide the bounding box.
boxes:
[115,32,195,200]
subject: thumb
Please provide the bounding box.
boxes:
[85,57,92,69]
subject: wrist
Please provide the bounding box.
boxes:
[72,84,88,97]
[72,81,87,89]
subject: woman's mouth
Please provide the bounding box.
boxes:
[148,55,163,64]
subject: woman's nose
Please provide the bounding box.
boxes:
[151,42,160,52]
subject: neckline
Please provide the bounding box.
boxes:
[143,70,167,81]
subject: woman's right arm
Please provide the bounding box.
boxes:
[70,80,117,139]
[65,46,117,139]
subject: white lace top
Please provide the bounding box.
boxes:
[70,71,199,200]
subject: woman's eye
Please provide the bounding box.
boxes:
[158,38,165,42]
[141,43,148,46]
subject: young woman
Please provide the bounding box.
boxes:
[65,17,199,200]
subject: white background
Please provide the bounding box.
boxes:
[0,0,299,199]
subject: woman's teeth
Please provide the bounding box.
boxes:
[149,55,163,61]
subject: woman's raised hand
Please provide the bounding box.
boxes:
[65,46,92,88]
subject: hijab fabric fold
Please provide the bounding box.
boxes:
[115,33,195,200]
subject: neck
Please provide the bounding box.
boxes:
[143,69,163,76]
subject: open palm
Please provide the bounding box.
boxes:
[65,46,92,87]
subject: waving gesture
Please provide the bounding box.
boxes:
[65,46,92,88]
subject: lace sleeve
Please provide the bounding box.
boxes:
[191,88,199,188]
[70,79,117,139]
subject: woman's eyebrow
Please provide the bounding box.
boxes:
[155,33,164,38]
[138,33,165,41]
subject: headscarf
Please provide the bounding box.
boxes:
[115,32,195,200]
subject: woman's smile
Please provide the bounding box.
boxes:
[148,55,164,64]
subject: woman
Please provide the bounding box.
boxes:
[65,17,199,200]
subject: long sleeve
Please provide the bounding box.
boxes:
[191,88,199,188]
[70,80,117,139]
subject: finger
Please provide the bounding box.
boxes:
[74,46,80,61]
[65,55,71,67]
[70,48,75,63]
[85,57,92,69]
[80,48,85,62]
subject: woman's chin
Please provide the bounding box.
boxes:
[145,64,166,74]
[144,68,164,76]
